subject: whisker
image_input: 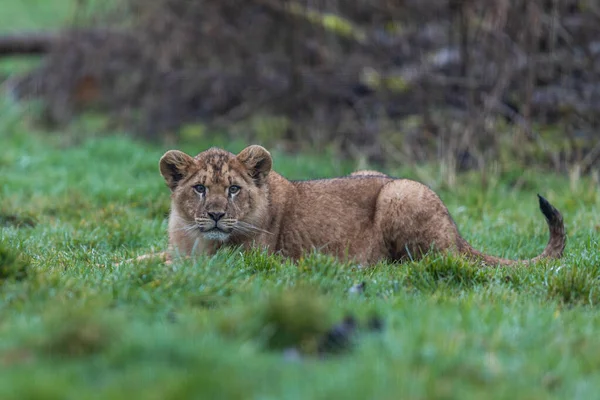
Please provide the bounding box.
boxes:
[236,221,273,235]
[230,226,254,237]
[228,223,259,236]
[171,223,204,238]
[172,224,196,233]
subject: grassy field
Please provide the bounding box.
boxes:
[2,1,600,399]
[1,94,600,399]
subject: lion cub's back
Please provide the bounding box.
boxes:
[290,175,392,224]
[276,176,392,259]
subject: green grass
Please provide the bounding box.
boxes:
[0,0,109,76]
[0,0,77,33]
[2,2,600,399]
[1,93,600,400]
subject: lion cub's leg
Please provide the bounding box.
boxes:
[375,179,460,262]
[134,251,170,263]
[114,251,172,267]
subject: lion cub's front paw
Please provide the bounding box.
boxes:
[114,251,170,267]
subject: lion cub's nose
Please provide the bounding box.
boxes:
[208,212,225,222]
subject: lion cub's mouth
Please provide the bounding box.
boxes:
[194,217,235,242]
[201,226,231,242]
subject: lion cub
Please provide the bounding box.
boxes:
[157,145,566,266]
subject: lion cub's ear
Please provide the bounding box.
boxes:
[236,145,272,184]
[159,150,195,191]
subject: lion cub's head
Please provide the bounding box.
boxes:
[159,145,272,242]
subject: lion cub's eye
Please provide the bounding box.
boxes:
[192,184,206,194]
[228,185,241,195]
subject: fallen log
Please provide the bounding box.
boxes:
[0,32,57,56]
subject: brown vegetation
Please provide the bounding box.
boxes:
[7,0,600,172]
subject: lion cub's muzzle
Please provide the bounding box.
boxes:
[195,214,237,241]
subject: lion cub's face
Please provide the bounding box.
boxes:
[159,145,272,242]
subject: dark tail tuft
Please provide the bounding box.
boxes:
[537,193,566,258]
[538,194,560,224]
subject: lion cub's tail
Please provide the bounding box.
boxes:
[460,195,566,266]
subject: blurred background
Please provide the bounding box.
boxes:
[2,0,600,181]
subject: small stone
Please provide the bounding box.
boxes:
[348,281,366,294]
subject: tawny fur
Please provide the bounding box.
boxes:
[156,145,566,266]
[349,170,389,177]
